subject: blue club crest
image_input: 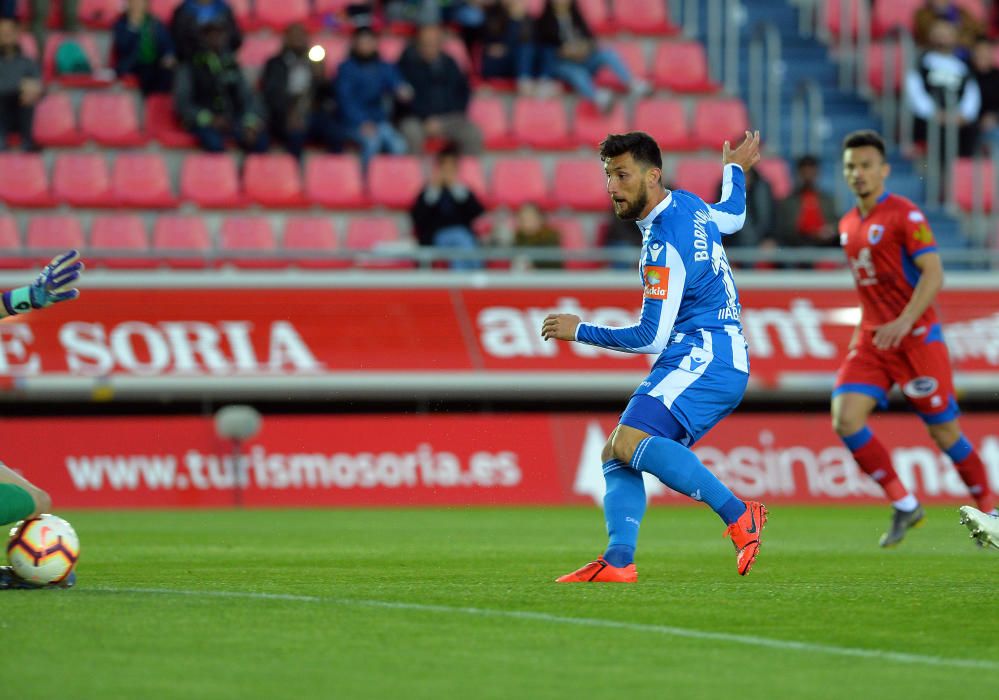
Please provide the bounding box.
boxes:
[867,224,885,245]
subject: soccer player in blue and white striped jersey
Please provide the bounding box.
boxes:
[542,131,768,580]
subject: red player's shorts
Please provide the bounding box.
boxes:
[833,325,958,424]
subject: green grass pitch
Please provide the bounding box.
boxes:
[4,505,997,699]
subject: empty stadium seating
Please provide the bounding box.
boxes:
[469,96,515,150]
[52,153,115,207]
[253,0,310,30]
[633,98,693,151]
[33,92,84,147]
[244,154,307,207]
[690,98,750,150]
[180,154,243,208]
[284,216,349,268]
[152,216,213,268]
[81,92,146,146]
[652,42,717,93]
[0,153,53,207]
[952,159,993,213]
[367,156,424,210]
[26,216,85,257]
[552,158,611,212]
[112,153,178,208]
[304,155,368,208]
[674,158,724,200]
[145,94,197,148]
[91,215,155,268]
[612,0,675,36]
[490,158,550,210]
[572,101,627,149]
[220,216,282,268]
[512,97,571,150]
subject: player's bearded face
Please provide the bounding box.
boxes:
[614,185,648,221]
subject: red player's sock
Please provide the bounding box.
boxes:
[952,451,996,513]
[842,427,909,502]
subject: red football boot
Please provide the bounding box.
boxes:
[555,557,637,583]
[725,501,768,576]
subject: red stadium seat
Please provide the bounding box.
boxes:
[244,154,307,207]
[578,0,615,35]
[0,153,53,207]
[552,158,611,212]
[152,215,213,268]
[824,0,861,39]
[512,97,571,150]
[458,157,487,200]
[180,154,243,208]
[344,216,414,268]
[952,158,993,213]
[0,216,22,267]
[674,158,725,200]
[572,101,626,149]
[227,0,253,27]
[612,0,675,35]
[652,41,717,92]
[469,95,515,149]
[238,34,283,69]
[871,0,920,36]
[253,0,309,30]
[79,0,122,27]
[595,40,648,89]
[91,215,153,268]
[112,153,178,208]
[550,216,600,270]
[18,32,38,60]
[52,153,115,207]
[633,98,693,151]
[490,157,551,209]
[379,35,407,63]
[867,41,904,94]
[32,92,83,147]
[304,155,368,208]
[42,33,109,86]
[26,216,85,255]
[220,217,282,268]
[284,217,349,269]
[367,156,424,209]
[145,94,197,147]
[150,0,182,21]
[80,92,146,146]
[690,97,749,149]
[755,158,793,200]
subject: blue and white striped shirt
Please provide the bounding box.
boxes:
[575,164,750,372]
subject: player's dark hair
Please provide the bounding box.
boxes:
[436,142,461,163]
[796,154,819,169]
[842,130,886,159]
[599,132,663,171]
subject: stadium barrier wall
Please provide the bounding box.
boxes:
[0,271,998,400]
[4,413,999,508]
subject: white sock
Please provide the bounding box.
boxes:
[892,495,919,512]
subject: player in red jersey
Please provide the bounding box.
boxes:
[833,130,995,547]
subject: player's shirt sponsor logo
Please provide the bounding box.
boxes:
[643,266,669,299]
[867,224,885,245]
[646,241,664,263]
[912,223,933,244]
[903,376,939,398]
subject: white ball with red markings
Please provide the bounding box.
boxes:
[6,514,80,585]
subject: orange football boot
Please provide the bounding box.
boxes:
[725,501,768,576]
[555,557,637,583]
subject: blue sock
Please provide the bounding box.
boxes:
[945,435,974,463]
[601,460,645,567]
[632,436,746,525]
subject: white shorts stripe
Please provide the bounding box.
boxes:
[649,332,714,408]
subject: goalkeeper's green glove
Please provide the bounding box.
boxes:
[2,250,84,316]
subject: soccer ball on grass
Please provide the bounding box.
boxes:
[7,514,80,586]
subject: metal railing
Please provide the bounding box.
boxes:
[748,22,783,154]
[790,79,824,158]
[924,87,959,210]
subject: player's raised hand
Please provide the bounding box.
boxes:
[873,316,914,350]
[541,313,581,342]
[723,130,761,171]
[29,250,84,309]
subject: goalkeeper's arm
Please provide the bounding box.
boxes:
[0,250,84,320]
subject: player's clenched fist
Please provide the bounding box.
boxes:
[541,313,581,342]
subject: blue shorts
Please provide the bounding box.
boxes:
[620,341,748,446]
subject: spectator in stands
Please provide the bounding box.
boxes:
[716,166,776,251]
[112,0,177,94]
[510,203,561,270]
[171,0,241,62]
[174,19,267,153]
[410,144,485,270]
[262,23,341,158]
[774,155,839,249]
[600,209,642,269]
[397,23,483,155]
[28,0,79,57]
[0,18,41,151]
[479,0,538,94]
[907,19,981,158]
[914,0,985,55]
[535,0,649,111]
[971,36,999,154]
[335,26,410,168]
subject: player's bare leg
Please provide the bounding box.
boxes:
[832,392,924,546]
[959,506,999,549]
[925,420,996,515]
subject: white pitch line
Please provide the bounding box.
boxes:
[95,586,998,672]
